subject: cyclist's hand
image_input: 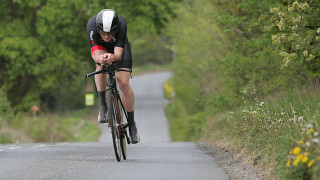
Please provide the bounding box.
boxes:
[96,54,107,65]
[103,53,115,64]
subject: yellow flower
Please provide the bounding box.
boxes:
[297,154,303,161]
[302,156,309,163]
[298,140,304,144]
[286,160,291,167]
[293,147,301,155]
[317,156,320,161]
[308,160,315,167]
[308,129,314,133]
[293,158,300,166]
[304,152,310,156]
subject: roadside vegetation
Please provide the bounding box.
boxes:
[2,0,320,178]
[0,91,100,143]
[165,0,320,179]
[0,1,180,143]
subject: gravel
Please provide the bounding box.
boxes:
[198,142,273,180]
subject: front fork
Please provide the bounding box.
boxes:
[108,72,130,144]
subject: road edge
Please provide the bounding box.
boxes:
[197,142,272,180]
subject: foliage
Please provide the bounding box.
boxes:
[111,0,182,66]
[165,99,204,141]
[3,108,100,143]
[74,121,100,142]
[0,88,14,143]
[167,0,230,113]
[0,0,91,112]
[270,1,320,77]
[167,0,320,134]
[0,0,180,113]
[166,0,320,178]
[216,88,320,179]
[213,0,301,97]
[163,77,175,99]
[0,89,14,126]
[0,134,14,144]
[132,63,170,75]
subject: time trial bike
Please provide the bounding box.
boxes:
[84,63,131,162]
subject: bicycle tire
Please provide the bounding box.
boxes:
[109,92,121,161]
[116,98,127,160]
[120,136,126,160]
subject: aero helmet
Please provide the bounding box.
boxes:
[96,9,119,35]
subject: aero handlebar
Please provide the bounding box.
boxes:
[84,63,132,79]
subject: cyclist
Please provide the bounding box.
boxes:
[86,9,139,144]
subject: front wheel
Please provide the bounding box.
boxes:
[117,98,127,160]
[120,135,127,160]
[109,93,121,161]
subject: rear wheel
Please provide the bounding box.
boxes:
[109,92,121,161]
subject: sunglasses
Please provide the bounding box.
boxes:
[100,30,116,36]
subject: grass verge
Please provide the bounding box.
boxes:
[0,108,100,144]
[166,86,320,179]
[207,89,320,179]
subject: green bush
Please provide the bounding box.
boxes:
[0,134,14,144]
[0,89,14,126]
[165,99,205,141]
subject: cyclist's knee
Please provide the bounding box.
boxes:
[118,79,130,92]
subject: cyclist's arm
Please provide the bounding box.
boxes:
[92,49,108,64]
[92,47,123,64]
[113,46,123,62]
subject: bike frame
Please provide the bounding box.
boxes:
[105,65,131,144]
[84,63,131,161]
[84,63,130,125]
[106,66,129,125]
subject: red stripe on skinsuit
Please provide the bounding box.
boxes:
[91,45,108,56]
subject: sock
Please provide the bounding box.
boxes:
[128,111,134,124]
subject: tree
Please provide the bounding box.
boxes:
[270,1,320,80]
[0,0,181,112]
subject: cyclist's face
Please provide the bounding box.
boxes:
[100,30,114,42]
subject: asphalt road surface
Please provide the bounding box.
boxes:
[0,71,229,180]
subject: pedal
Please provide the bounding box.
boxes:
[122,123,129,129]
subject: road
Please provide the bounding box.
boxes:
[0,71,229,180]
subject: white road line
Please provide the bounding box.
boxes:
[32,144,47,148]
[8,147,21,150]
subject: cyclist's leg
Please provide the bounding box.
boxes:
[116,39,139,143]
[94,64,107,92]
[117,71,134,112]
[94,54,108,123]
[116,38,133,111]
[117,71,139,143]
